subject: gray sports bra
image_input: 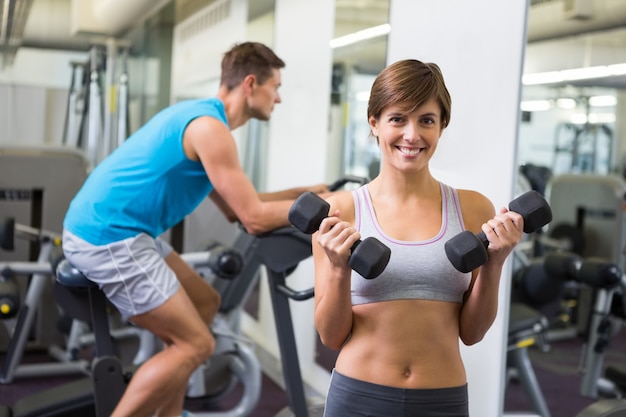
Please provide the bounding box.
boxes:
[351,183,472,305]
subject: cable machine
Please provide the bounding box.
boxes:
[552,122,614,175]
[62,39,131,169]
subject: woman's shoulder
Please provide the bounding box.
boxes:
[326,189,357,223]
[455,188,496,231]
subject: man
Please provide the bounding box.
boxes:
[62,42,328,417]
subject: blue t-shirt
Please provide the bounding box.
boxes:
[64,98,228,245]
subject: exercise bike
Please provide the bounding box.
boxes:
[0,227,257,417]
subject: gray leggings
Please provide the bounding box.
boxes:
[324,370,469,417]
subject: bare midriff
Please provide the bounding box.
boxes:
[335,299,466,389]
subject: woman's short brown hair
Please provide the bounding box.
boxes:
[367,59,451,129]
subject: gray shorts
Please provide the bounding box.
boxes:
[324,369,469,417]
[62,229,179,320]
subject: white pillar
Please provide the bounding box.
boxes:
[264,0,335,395]
[387,1,529,415]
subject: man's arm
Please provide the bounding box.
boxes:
[208,190,239,223]
[258,183,329,202]
[185,116,314,235]
[210,183,330,224]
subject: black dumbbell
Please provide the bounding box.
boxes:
[444,190,553,273]
[288,191,391,279]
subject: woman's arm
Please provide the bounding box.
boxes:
[457,190,524,345]
[312,192,358,350]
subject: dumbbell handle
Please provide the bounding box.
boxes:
[288,192,391,279]
[468,188,551,244]
[445,190,552,273]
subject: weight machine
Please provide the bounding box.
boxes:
[63,39,131,169]
[511,250,626,417]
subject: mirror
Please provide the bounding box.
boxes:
[316,0,390,372]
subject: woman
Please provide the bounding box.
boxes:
[312,59,524,416]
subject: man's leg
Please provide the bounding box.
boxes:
[153,250,221,417]
[165,250,221,325]
[111,288,215,417]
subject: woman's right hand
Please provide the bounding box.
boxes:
[316,212,360,272]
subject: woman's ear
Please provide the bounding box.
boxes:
[368,115,378,137]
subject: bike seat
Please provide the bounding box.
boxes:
[55,259,95,288]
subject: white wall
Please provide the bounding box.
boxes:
[170,0,248,99]
[247,0,336,396]
[0,48,86,145]
[387,1,528,416]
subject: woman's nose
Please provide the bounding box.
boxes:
[403,121,419,141]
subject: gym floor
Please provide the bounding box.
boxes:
[1,325,625,416]
[504,325,626,416]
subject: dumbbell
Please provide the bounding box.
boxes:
[288,191,391,279]
[444,190,553,273]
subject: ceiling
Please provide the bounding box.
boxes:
[1,0,625,97]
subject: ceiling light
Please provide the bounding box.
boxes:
[588,95,617,107]
[330,24,391,49]
[520,100,551,111]
[522,71,563,85]
[556,98,577,109]
[609,63,626,76]
[561,66,609,81]
[570,113,616,124]
[523,63,626,86]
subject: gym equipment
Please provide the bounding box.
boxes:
[576,399,626,416]
[508,252,626,416]
[0,271,19,319]
[250,176,370,416]
[545,174,626,270]
[254,224,325,417]
[0,241,256,417]
[506,302,551,417]
[0,145,89,352]
[238,176,367,416]
[445,190,553,273]
[552,122,614,176]
[519,252,626,412]
[579,272,625,400]
[288,191,391,279]
[62,41,132,168]
[0,217,152,383]
[0,217,88,384]
[545,253,626,400]
[62,61,88,149]
[546,222,586,255]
